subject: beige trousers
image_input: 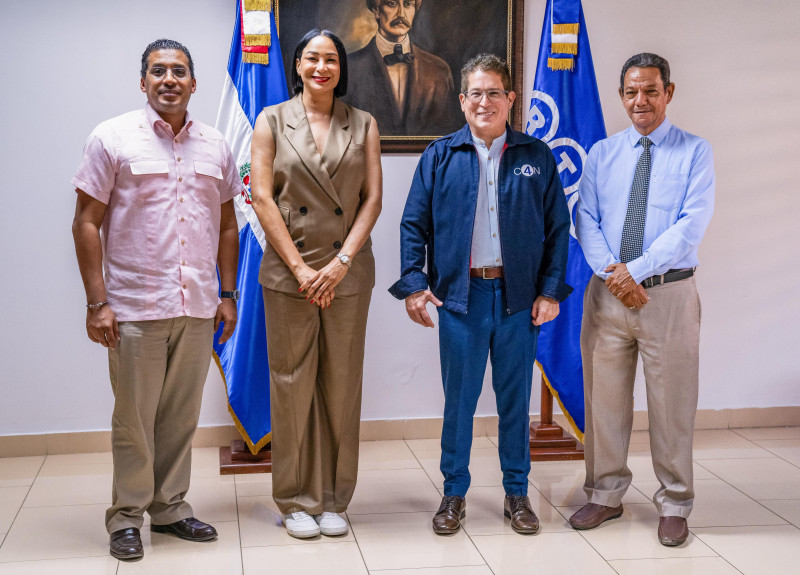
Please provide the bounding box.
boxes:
[581,275,701,518]
[263,288,371,515]
[105,317,214,533]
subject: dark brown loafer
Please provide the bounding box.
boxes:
[658,516,689,546]
[110,527,143,561]
[504,495,540,534]
[569,503,624,530]
[432,495,465,535]
[151,517,218,542]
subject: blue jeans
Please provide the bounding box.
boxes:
[438,278,539,497]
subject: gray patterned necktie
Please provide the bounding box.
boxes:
[620,136,652,263]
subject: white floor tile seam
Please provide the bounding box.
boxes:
[345,511,376,575]
[239,537,355,550]
[1,470,39,550]
[232,475,247,575]
[751,446,800,471]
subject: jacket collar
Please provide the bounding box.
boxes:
[447,123,535,149]
[283,94,349,206]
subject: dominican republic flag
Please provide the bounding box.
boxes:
[528,0,606,441]
[212,0,288,454]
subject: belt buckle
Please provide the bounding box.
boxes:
[482,267,490,280]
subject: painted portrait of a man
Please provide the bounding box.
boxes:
[342,0,458,136]
[276,0,519,149]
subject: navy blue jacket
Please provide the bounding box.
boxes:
[388,124,573,315]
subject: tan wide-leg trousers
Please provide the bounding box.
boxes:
[105,317,214,533]
[581,275,701,518]
[263,288,371,515]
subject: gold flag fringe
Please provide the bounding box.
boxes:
[243,52,270,65]
[213,352,272,456]
[551,42,578,55]
[244,33,271,46]
[548,57,575,72]
[553,23,579,35]
[536,360,585,443]
[243,0,270,11]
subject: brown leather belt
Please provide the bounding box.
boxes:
[469,266,504,279]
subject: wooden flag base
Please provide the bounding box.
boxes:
[219,439,272,475]
[530,380,584,461]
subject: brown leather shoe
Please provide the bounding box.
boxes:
[658,516,689,546]
[504,495,540,534]
[432,495,465,535]
[109,527,143,561]
[151,517,218,542]
[569,503,624,530]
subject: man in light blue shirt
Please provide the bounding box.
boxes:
[570,53,714,547]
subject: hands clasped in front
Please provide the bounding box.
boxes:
[604,262,649,309]
[297,257,349,309]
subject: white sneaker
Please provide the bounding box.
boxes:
[314,512,349,536]
[283,511,320,539]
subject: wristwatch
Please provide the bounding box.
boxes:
[221,290,240,303]
[336,253,352,268]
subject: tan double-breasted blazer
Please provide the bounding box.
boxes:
[258,95,375,295]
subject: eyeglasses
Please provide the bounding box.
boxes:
[463,89,509,103]
[148,66,189,79]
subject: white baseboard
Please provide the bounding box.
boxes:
[1,406,798,457]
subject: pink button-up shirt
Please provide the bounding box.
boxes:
[72,104,243,322]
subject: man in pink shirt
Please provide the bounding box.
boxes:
[71,39,242,561]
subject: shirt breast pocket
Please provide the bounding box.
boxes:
[129,160,170,205]
[194,160,223,179]
[649,174,687,212]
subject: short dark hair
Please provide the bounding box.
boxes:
[366,0,422,11]
[620,53,670,91]
[141,39,195,79]
[291,29,348,98]
[460,53,511,94]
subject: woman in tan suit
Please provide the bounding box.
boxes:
[250,29,382,539]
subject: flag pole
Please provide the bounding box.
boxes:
[530,381,584,461]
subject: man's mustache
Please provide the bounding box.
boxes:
[390,17,412,28]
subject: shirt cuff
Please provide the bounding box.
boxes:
[625,258,649,285]
[388,271,429,300]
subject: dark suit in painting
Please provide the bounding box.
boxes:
[344,36,458,136]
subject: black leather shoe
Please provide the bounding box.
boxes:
[432,495,466,535]
[151,517,217,542]
[110,527,143,561]
[504,495,540,534]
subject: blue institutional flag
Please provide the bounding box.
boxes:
[213,0,288,454]
[527,0,606,441]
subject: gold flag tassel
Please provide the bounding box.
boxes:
[551,42,578,55]
[243,0,269,11]
[243,52,270,65]
[553,23,579,35]
[548,57,575,72]
[244,33,271,46]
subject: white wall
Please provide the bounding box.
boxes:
[0,0,798,436]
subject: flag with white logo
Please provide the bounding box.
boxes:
[212,0,288,454]
[527,0,605,441]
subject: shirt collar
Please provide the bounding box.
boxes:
[471,130,507,155]
[144,102,193,139]
[627,117,672,148]
[375,32,411,57]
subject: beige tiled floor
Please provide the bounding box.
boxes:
[1,427,799,574]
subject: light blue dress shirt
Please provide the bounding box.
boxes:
[470,131,507,268]
[576,118,715,284]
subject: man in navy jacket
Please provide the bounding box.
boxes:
[389,54,572,535]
